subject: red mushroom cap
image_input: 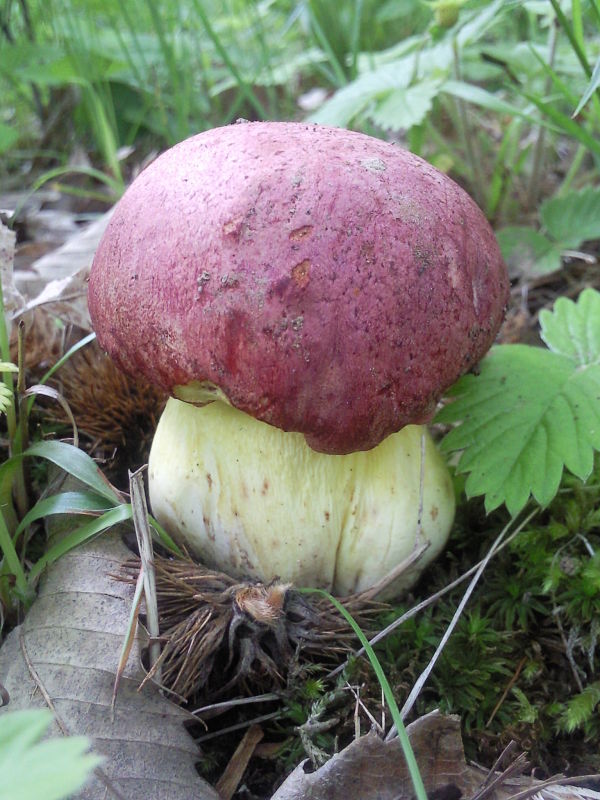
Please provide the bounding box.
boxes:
[88,122,508,454]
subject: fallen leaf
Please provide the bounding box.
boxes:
[21,210,114,330]
[0,483,219,800]
[271,710,468,800]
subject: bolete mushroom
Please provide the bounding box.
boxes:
[89,122,508,600]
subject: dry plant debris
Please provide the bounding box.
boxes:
[119,554,386,701]
[272,710,600,800]
[47,340,166,479]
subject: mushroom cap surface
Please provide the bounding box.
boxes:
[88,122,508,454]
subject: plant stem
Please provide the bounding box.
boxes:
[452,37,485,208]
[556,142,587,195]
[0,268,27,529]
[0,510,28,601]
[549,0,591,77]
[527,18,558,209]
[15,321,29,503]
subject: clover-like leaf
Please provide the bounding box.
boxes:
[437,289,600,515]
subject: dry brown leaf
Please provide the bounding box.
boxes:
[271,710,468,800]
[21,209,114,330]
[0,490,219,800]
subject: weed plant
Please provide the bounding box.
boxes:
[3,0,600,224]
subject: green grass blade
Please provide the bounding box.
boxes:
[190,0,269,120]
[14,491,115,540]
[39,333,96,388]
[28,504,133,585]
[19,441,122,503]
[0,510,29,600]
[573,55,600,117]
[522,91,600,158]
[148,515,184,557]
[302,588,428,800]
[549,0,591,77]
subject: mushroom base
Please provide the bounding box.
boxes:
[148,398,455,599]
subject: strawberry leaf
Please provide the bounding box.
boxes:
[437,289,600,515]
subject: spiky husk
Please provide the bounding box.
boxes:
[47,341,166,481]
[120,555,387,701]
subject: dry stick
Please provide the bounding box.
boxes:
[327,509,539,682]
[192,692,281,718]
[215,724,264,800]
[112,566,145,713]
[486,656,527,728]
[501,775,600,800]
[353,541,430,603]
[386,510,538,740]
[483,740,520,786]
[470,752,530,800]
[195,711,284,744]
[554,609,585,693]
[19,631,127,800]
[129,467,161,681]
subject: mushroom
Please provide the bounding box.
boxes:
[88,122,508,600]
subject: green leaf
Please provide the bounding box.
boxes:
[0,441,121,504]
[572,53,600,116]
[438,291,600,515]
[28,504,133,585]
[14,491,115,539]
[0,709,100,800]
[496,226,562,276]
[0,384,14,415]
[310,62,414,127]
[540,288,600,365]
[521,90,600,158]
[0,123,19,155]
[368,79,444,131]
[540,186,600,248]
[441,80,538,121]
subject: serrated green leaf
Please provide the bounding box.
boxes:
[438,341,600,515]
[310,62,414,127]
[368,79,444,132]
[0,710,100,800]
[541,187,600,247]
[496,226,562,276]
[540,288,600,365]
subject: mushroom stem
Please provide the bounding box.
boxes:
[148,398,455,599]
